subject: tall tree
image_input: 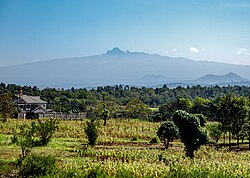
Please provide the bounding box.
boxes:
[173,110,208,158]
[0,93,15,122]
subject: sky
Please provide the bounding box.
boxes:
[0,0,250,66]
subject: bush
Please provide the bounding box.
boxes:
[32,118,59,146]
[149,136,160,144]
[11,119,58,158]
[157,121,179,149]
[85,120,98,146]
[20,154,57,177]
[85,167,109,178]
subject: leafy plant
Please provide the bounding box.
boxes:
[32,118,59,146]
[157,121,179,149]
[206,122,223,144]
[20,154,57,177]
[0,93,15,122]
[173,110,209,158]
[12,119,59,158]
[85,119,98,146]
[11,123,35,158]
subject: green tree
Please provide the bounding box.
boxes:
[101,108,110,126]
[240,123,250,150]
[84,119,98,146]
[11,119,58,158]
[206,122,223,144]
[0,93,15,122]
[173,110,209,158]
[194,114,207,127]
[191,97,211,118]
[125,98,150,120]
[175,97,192,111]
[217,94,248,147]
[11,124,35,158]
[157,121,179,149]
[101,92,110,126]
[31,119,58,146]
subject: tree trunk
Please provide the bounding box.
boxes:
[163,138,167,149]
[223,132,226,144]
[229,132,231,150]
[166,138,170,149]
[104,118,107,126]
[237,135,240,148]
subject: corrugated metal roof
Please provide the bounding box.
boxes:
[21,95,47,104]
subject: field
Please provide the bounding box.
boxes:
[1,119,250,177]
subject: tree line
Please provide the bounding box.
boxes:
[0,82,250,113]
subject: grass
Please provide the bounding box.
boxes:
[0,118,250,177]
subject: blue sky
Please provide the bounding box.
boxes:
[0,0,250,66]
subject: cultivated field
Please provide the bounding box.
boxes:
[1,119,250,177]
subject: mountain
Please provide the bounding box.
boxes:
[0,47,250,88]
[141,74,167,81]
[194,72,248,84]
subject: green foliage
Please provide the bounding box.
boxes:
[85,120,98,146]
[101,108,110,126]
[20,154,57,177]
[2,119,250,177]
[176,97,192,111]
[217,94,249,145]
[150,112,163,122]
[31,119,59,146]
[125,99,151,119]
[173,110,209,158]
[0,93,15,122]
[85,167,109,178]
[11,123,35,158]
[157,121,179,149]
[194,114,207,127]
[11,119,58,158]
[240,122,250,149]
[206,122,223,143]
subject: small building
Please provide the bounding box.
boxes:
[13,94,48,119]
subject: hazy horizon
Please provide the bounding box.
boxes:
[0,0,250,67]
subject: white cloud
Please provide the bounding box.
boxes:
[172,48,178,52]
[236,48,247,55]
[201,48,205,51]
[189,47,199,53]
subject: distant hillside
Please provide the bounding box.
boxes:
[194,72,249,84]
[0,47,250,88]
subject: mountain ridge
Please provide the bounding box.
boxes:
[194,72,248,84]
[0,47,250,88]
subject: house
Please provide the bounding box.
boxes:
[13,91,87,119]
[13,94,48,119]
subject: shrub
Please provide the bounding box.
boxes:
[11,119,58,158]
[157,121,179,149]
[85,120,98,146]
[20,154,57,177]
[85,167,109,178]
[206,122,223,143]
[32,118,59,146]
